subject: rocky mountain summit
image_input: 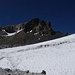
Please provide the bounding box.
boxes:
[0,18,66,49]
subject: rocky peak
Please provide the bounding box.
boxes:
[0,18,65,49]
[24,18,52,34]
[0,18,52,34]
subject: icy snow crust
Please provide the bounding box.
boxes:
[0,34,75,75]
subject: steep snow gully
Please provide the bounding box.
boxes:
[0,34,75,75]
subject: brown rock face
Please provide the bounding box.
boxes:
[2,23,25,33]
[1,18,52,34]
[24,18,51,33]
[0,18,65,49]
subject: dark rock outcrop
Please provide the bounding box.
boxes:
[41,70,46,74]
[0,18,65,49]
[0,68,46,75]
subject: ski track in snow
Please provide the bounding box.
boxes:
[0,34,75,75]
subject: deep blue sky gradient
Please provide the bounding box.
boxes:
[0,0,75,33]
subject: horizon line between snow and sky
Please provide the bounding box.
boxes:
[0,0,75,33]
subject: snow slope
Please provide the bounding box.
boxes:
[0,34,75,75]
[2,29,23,36]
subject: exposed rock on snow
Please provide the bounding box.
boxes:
[0,68,46,75]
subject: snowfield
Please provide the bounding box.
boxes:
[0,34,75,75]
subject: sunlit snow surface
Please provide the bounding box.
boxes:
[0,34,75,75]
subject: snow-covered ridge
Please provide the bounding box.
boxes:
[0,34,75,75]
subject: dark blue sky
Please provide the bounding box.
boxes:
[0,0,75,33]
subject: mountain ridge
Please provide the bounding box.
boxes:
[0,18,66,49]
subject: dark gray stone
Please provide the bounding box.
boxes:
[0,68,46,75]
